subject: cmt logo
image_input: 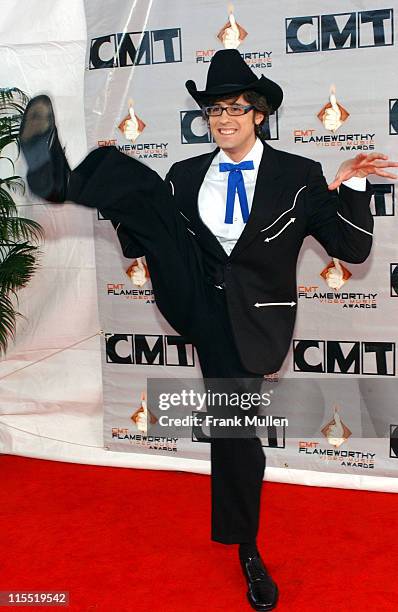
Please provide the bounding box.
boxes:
[105,333,195,366]
[370,183,395,216]
[180,111,214,145]
[293,340,396,375]
[89,28,182,69]
[389,99,398,135]
[390,425,398,458]
[391,264,398,297]
[180,110,279,144]
[286,9,394,53]
[191,412,286,448]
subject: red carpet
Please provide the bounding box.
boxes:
[0,455,397,611]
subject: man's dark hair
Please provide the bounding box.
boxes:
[201,90,271,139]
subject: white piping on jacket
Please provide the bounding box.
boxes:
[337,212,373,236]
[179,210,191,222]
[260,185,307,232]
[254,301,296,308]
[264,218,296,243]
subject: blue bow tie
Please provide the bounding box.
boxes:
[219,160,255,224]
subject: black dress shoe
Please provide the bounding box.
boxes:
[240,553,279,611]
[19,94,70,202]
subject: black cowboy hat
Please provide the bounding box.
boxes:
[185,49,283,113]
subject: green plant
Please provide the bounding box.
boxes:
[0,87,44,354]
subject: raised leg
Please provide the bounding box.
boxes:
[67,146,209,340]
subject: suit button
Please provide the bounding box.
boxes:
[225,264,232,271]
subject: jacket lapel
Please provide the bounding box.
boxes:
[179,141,284,262]
[229,142,283,259]
[182,148,228,262]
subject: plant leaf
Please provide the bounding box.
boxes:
[0,291,18,355]
[0,242,40,294]
[0,217,44,243]
[0,87,45,355]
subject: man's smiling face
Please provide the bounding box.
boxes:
[207,94,264,161]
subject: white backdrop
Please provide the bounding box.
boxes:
[1,0,398,492]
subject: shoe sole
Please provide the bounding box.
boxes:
[20,94,54,143]
[19,94,69,202]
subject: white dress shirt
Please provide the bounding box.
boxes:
[198,138,366,255]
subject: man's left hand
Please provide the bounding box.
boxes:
[328,152,398,191]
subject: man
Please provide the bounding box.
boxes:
[20,49,397,611]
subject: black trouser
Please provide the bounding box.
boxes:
[196,287,266,544]
[68,147,266,544]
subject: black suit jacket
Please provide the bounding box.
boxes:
[75,143,373,374]
[163,142,373,373]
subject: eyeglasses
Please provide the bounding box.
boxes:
[203,104,255,117]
